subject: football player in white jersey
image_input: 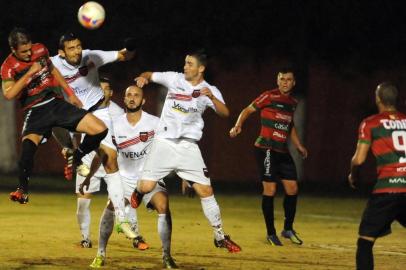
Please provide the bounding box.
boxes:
[132,50,241,253]
[51,33,137,240]
[81,85,176,269]
[74,78,147,250]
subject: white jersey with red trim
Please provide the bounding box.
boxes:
[112,111,159,180]
[151,72,225,141]
[51,49,118,110]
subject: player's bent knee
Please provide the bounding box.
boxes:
[77,113,107,134]
[138,180,155,193]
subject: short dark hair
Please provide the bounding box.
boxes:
[187,49,208,67]
[59,32,79,50]
[99,76,110,84]
[376,82,398,106]
[8,27,31,49]
[278,67,295,78]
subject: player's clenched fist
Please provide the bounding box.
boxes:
[134,76,149,88]
[229,126,242,138]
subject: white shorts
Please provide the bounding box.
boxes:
[121,175,167,209]
[75,151,107,194]
[141,138,211,186]
[92,107,116,150]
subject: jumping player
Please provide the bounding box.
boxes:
[132,50,241,253]
[349,82,406,270]
[1,28,107,205]
[230,68,308,246]
[82,85,176,268]
[51,32,137,239]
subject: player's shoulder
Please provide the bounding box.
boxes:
[141,111,160,123]
[1,53,15,67]
[31,43,48,56]
[362,113,382,126]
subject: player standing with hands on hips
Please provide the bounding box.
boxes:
[230,68,307,246]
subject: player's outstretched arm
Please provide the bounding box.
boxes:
[290,126,308,158]
[348,142,370,189]
[229,105,256,138]
[2,62,41,100]
[134,72,153,88]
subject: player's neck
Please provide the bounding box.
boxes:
[188,76,204,86]
[379,106,397,113]
[126,111,142,126]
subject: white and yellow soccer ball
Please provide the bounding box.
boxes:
[77,1,105,30]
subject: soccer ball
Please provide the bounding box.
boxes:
[77,1,105,29]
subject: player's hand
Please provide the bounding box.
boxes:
[68,94,83,108]
[297,145,308,159]
[200,87,214,100]
[229,126,242,138]
[134,76,149,88]
[27,62,42,76]
[348,173,357,189]
[181,180,195,198]
[79,177,91,195]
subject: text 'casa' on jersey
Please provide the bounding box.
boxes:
[251,88,297,153]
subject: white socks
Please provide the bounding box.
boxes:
[125,204,139,235]
[104,171,126,222]
[200,195,225,241]
[77,198,91,240]
[97,208,115,257]
[158,213,172,256]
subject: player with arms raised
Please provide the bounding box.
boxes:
[51,32,137,239]
[1,27,108,204]
[349,82,406,270]
[132,50,241,253]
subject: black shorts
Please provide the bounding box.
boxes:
[22,98,88,138]
[359,193,406,238]
[254,148,297,182]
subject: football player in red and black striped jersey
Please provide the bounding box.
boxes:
[230,68,307,246]
[349,82,406,270]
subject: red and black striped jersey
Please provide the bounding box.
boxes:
[251,88,297,152]
[358,111,406,194]
[1,43,63,110]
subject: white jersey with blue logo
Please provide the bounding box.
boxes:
[112,111,159,180]
[151,72,225,141]
[51,49,118,110]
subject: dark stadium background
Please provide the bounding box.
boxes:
[1,0,406,192]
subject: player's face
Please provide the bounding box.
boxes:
[124,86,144,111]
[12,42,33,62]
[184,55,204,81]
[277,72,295,94]
[101,82,113,102]
[61,39,83,66]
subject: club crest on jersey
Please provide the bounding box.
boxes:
[139,132,148,142]
[203,168,209,178]
[192,90,201,98]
